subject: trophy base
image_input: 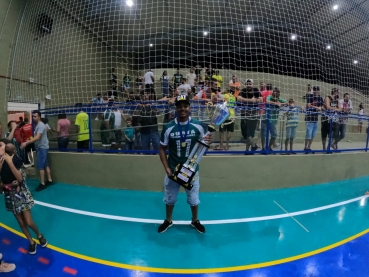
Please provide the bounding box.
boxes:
[169,164,197,190]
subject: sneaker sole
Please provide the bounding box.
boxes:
[158,223,173,233]
[191,223,205,234]
[40,241,48,248]
[29,246,37,255]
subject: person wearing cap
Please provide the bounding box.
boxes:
[304,86,324,153]
[158,95,212,234]
[321,88,341,151]
[237,78,262,154]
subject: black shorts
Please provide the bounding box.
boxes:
[241,119,258,139]
[219,120,235,132]
[25,143,35,152]
[114,130,122,144]
[77,139,90,149]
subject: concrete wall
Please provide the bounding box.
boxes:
[6,0,134,107]
[43,151,369,192]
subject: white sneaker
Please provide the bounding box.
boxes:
[0,262,16,273]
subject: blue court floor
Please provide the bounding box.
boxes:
[1,176,369,276]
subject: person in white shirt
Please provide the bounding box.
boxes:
[335,93,352,149]
[113,106,125,150]
[186,68,197,95]
[144,69,156,100]
[177,78,192,96]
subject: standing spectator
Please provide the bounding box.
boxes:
[113,105,124,150]
[159,86,177,124]
[0,253,16,272]
[100,100,115,149]
[92,93,103,104]
[358,103,364,133]
[132,112,142,150]
[160,70,170,97]
[205,64,214,80]
[194,64,202,77]
[144,69,156,100]
[259,82,267,94]
[237,79,262,154]
[110,68,117,85]
[197,75,205,92]
[229,76,241,97]
[304,86,324,153]
[321,88,340,151]
[123,73,131,89]
[212,70,223,89]
[214,89,236,150]
[56,113,70,151]
[5,121,23,162]
[124,119,135,151]
[187,68,197,95]
[336,93,352,149]
[194,80,222,101]
[177,78,191,96]
[259,84,273,150]
[265,88,287,153]
[75,109,90,150]
[284,99,302,154]
[0,141,48,254]
[21,111,53,191]
[135,73,144,91]
[20,118,34,167]
[107,84,118,99]
[172,68,183,89]
[139,93,160,151]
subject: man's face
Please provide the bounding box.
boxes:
[32,113,40,123]
[274,92,280,98]
[345,94,350,100]
[246,82,253,90]
[289,101,295,106]
[142,93,149,101]
[177,70,180,73]
[232,77,237,83]
[212,82,218,90]
[190,69,193,73]
[260,83,266,90]
[175,102,190,118]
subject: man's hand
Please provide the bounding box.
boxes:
[11,121,17,130]
[165,167,172,177]
[21,142,27,149]
[203,133,213,145]
[3,153,13,164]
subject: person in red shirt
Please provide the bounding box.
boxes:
[20,118,34,167]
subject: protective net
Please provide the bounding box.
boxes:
[5,0,369,152]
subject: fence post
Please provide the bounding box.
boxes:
[366,128,369,152]
[265,105,270,155]
[327,117,333,154]
[88,111,93,153]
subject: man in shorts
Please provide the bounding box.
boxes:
[158,95,212,234]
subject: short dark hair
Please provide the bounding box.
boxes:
[344,93,349,97]
[7,120,15,129]
[58,113,67,119]
[97,93,102,97]
[32,110,41,118]
[42,117,49,124]
[19,116,23,121]
[0,138,12,145]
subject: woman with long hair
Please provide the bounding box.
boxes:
[0,139,48,254]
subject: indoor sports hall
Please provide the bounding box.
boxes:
[1,0,369,276]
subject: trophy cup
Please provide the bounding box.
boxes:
[170,102,230,190]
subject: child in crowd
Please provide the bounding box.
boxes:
[284,99,303,154]
[124,119,135,150]
[0,141,48,255]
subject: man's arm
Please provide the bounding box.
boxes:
[159,144,171,177]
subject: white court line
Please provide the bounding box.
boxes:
[274,200,309,232]
[34,195,368,225]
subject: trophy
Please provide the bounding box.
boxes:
[170,139,209,190]
[206,101,231,132]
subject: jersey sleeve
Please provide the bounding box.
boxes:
[160,124,169,146]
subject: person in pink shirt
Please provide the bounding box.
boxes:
[56,113,71,150]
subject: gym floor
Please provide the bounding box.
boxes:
[1,176,369,277]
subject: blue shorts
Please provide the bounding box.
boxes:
[305,122,318,140]
[286,126,297,139]
[164,174,200,206]
[37,148,49,170]
[260,120,278,139]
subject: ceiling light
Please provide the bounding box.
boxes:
[126,0,133,7]
[246,26,252,32]
[326,45,332,50]
[333,4,339,10]
[203,31,208,36]
[291,35,297,40]
[354,60,358,64]
[149,43,153,47]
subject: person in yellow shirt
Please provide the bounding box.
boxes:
[75,109,90,150]
[213,88,236,150]
[212,70,223,89]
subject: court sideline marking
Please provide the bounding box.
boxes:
[32,195,368,225]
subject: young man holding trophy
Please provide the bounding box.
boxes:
[158,95,213,233]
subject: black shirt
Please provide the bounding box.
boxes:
[0,155,23,184]
[239,88,261,116]
[139,107,159,134]
[305,94,324,122]
[194,68,202,76]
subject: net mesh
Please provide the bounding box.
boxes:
[4,0,369,151]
